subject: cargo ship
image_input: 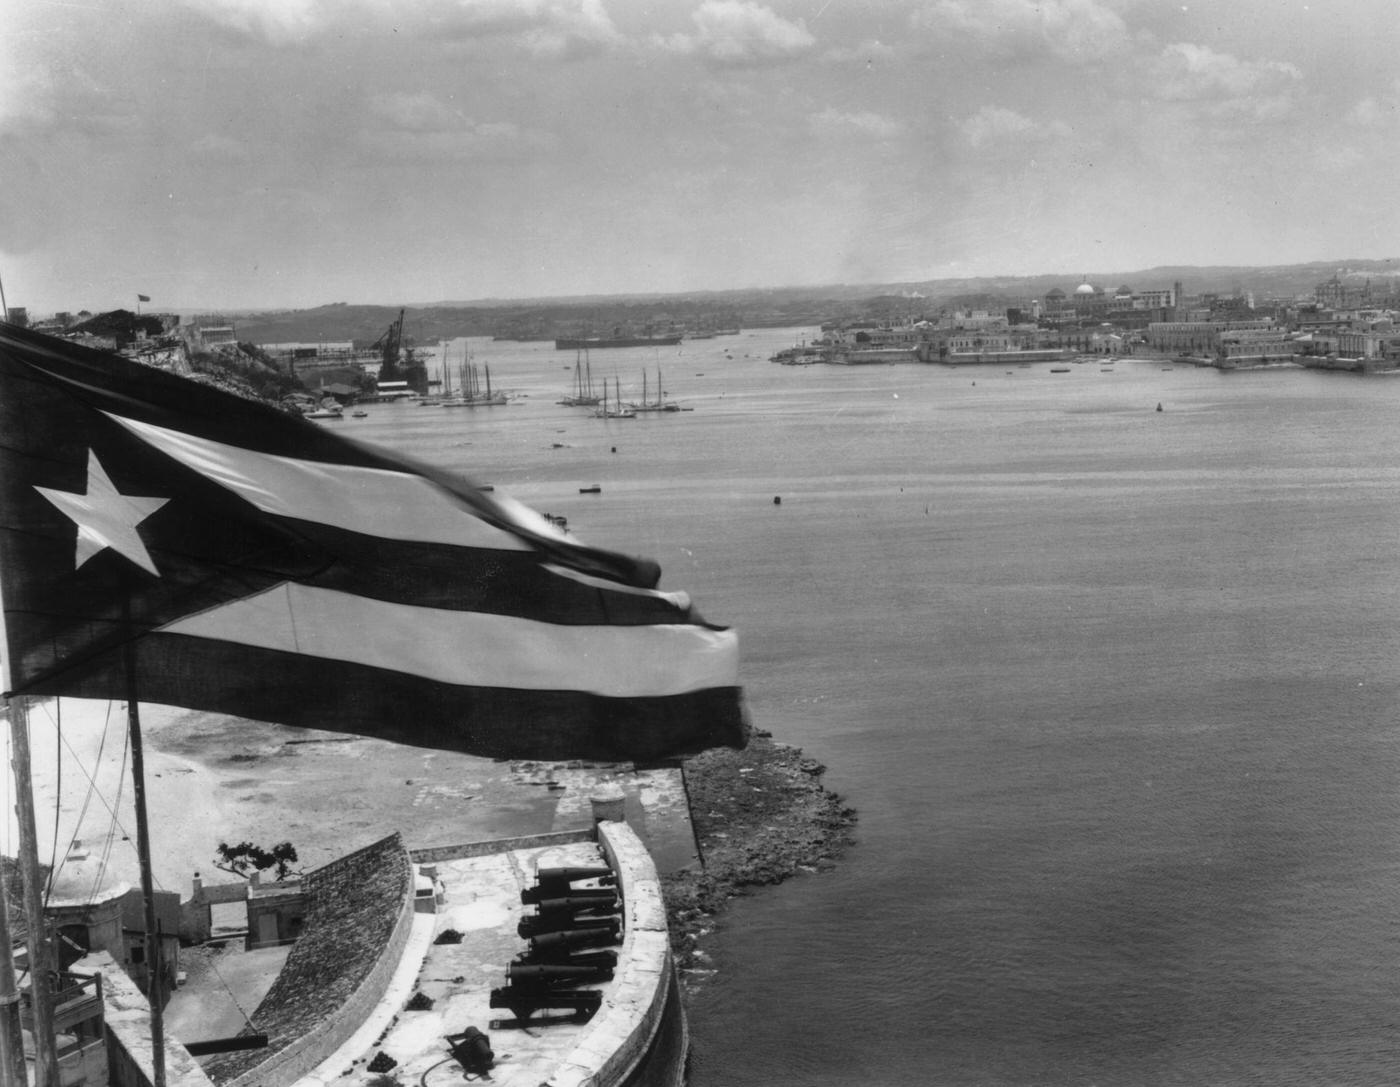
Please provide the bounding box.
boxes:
[555,334,681,350]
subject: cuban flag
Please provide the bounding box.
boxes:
[0,322,746,762]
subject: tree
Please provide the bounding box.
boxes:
[213,840,299,881]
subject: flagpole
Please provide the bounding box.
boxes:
[0,703,28,1087]
[10,696,59,1087]
[0,860,24,1086]
[0,486,31,1086]
[123,635,166,1087]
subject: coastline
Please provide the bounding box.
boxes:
[664,731,857,988]
[6,700,855,991]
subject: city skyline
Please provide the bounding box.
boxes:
[3,0,1398,315]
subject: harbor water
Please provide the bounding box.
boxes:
[356,331,1400,1085]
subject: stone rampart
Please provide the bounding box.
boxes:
[546,818,683,1087]
[204,833,414,1086]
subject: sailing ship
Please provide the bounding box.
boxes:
[593,377,636,419]
[628,367,680,413]
[557,349,602,407]
[442,343,507,407]
[418,340,454,404]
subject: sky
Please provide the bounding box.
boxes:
[2,0,1398,314]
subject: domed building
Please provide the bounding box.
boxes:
[45,836,180,997]
[1074,280,1098,297]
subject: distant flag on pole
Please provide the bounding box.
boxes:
[137,294,151,303]
[0,322,747,762]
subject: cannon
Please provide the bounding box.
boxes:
[521,884,618,907]
[534,865,615,887]
[530,894,620,914]
[527,926,620,955]
[514,947,618,970]
[506,962,614,986]
[490,986,602,1026]
[518,912,619,940]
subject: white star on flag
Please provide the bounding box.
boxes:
[34,449,169,575]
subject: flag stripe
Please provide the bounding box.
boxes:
[35,636,747,762]
[260,523,694,624]
[157,583,739,697]
[107,412,534,552]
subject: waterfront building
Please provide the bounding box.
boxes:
[1336,327,1400,361]
[1145,318,1275,354]
[1216,328,1297,365]
[1315,273,1400,311]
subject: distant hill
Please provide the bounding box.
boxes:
[199,259,1399,345]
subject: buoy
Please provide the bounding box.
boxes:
[611,446,617,453]
[1156,402,1163,412]
[773,496,781,505]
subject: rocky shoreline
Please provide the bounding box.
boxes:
[662,730,857,988]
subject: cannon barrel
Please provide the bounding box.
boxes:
[506,962,614,986]
[528,927,620,954]
[490,986,602,1018]
[522,885,618,906]
[518,913,618,940]
[514,948,618,970]
[530,895,620,914]
[535,866,615,885]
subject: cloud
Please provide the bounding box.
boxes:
[0,56,57,132]
[176,0,327,46]
[658,1,815,67]
[959,105,1069,148]
[364,91,551,160]
[1347,79,1400,128]
[809,108,903,140]
[823,39,897,64]
[1151,42,1301,103]
[460,0,623,58]
[916,0,1131,65]
[174,0,620,56]
[368,92,465,131]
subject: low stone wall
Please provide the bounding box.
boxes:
[203,834,414,1086]
[409,828,593,864]
[547,819,683,1087]
[72,950,215,1087]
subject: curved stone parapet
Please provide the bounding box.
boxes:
[546,818,685,1087]
[206,834,415,1087]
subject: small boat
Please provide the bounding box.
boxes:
[351,409,368,417]
[579,484,602,494]
[305,405,344,418]
[1050,367,1070,373]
